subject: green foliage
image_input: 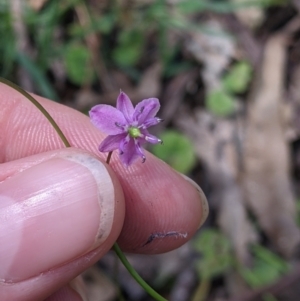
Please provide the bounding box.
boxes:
[193,229,233,280]
[0,0,77,96]
[64,42,94,85]
[0,1,15,77]
[113,29,145,67]
[206,89,236,117]
[262,293,279,301]
[24,1,69,70]
[0,0,276,89]
[206,61,252,116]
[239,244,290,288]
[222,61,252,94]
[151,130,196,174]
[69,14,116,37]
[178,0,287,14]
[15,52,58,100]
[193,230,290,289]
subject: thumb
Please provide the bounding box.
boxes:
[0,149,125,301]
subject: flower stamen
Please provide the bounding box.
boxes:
[128,126,142,138]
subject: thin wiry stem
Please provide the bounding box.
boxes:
[106,151,113,165]
[106,152,167,301]
[112,242,168,301]
[0,78,71,147]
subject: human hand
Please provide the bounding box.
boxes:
[0,83,208,301]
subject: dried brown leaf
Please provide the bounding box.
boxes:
[185,20,236,91]
[243,33,300,257]
[231,0,264,29]
[176,110,257,265]
[136,62,162,99]
[27,0,48,11]
[82,267,117,301]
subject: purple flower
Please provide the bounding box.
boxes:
[89,91,162,166]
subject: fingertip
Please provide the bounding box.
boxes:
[0,149,126,301]
[116,153,208,253]
[177,172,209,229]
[0,150,125,282]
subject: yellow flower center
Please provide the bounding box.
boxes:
[128,127,141,138]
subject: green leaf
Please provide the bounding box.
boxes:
[151,130,196,174]
[177,0,286,14]
[15,52,58,101]
[222,61,252,94]
[193,229,233,280]
[206,89,236,116]
[92,15,116,34]
[262,293,279,301]
[24,0,64,70]
[64,43,94,85]
[252,245,289,273]
[0,3,16,77]
[69,14,116,38]
[113,29,145,67]
[163,61,192,78]
[240,244,290,288]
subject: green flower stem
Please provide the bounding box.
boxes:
[112,243,168,301]
[0,79,167,301]
[106,151,167,301]
[0,78,71,148]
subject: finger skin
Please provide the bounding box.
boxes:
[0,83,206,253]
[1,241,117,301]
[0,149,125,301]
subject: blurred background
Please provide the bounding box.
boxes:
[3,0,300,300]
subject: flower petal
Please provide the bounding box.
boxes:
[116,92,134,123]
[89,104,127,135]
[119,135,130,154]
[119,138,143,166]
[134,141,146,163]
[142,117,162,129]
[133,98,160,125]
[144,133,162,144]
[99,134,126,152]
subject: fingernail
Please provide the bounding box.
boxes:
[179,174,209,228]
[0,153,115,282]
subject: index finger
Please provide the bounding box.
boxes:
[0,83,208,253]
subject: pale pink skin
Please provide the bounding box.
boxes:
[0,83,208,301]
[89,91,162,166]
